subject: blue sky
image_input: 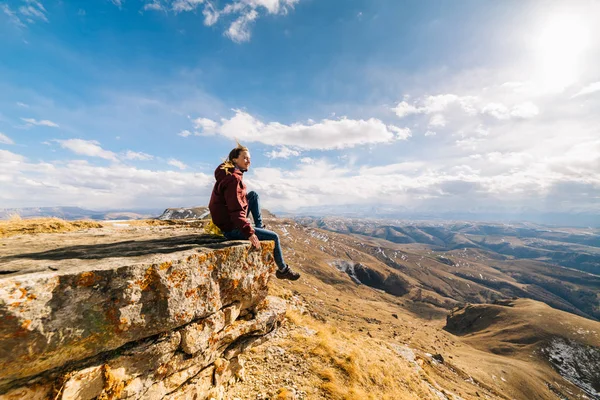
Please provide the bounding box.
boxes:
[1,0,599,213]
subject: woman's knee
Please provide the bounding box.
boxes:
[247,190,259,200]
[272,231,280,243]
[256,229,278,242]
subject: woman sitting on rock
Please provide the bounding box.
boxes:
[208,142,301,281]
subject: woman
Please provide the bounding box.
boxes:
[208,143,301,281]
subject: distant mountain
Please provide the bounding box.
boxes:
[158,207,211,220]
[0,207,163,221]
[1,205,279,222]
[157,207,277,220]
[276,206,600,228]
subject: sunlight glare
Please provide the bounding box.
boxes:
[534,14,591,92]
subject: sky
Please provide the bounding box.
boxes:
[1,0,599,214]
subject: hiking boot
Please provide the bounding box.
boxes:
[276,266,301,281]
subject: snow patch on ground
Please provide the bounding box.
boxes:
[541,338,600,398]
[329,260,361,284]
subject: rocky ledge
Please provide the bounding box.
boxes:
[0,226,285,400]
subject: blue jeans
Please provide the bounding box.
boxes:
[246,191,263,229]
[223,191,286,271]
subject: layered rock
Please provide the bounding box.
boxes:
[0,233,285,400]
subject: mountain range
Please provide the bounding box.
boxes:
[0,206,164,221]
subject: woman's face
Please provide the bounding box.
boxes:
[233,150,251,170]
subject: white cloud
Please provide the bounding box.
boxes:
[422,94,461,113]
[245,139,600,212]
[0,149,25,163]
[197,109,407,150]
[424,130,436,137]
[226,10,258,43]
[192,117,218,134]
[358,161,424,176]
[178,129,193,137]
[247,0,299,14]
[482,102,539,120]
[481,102,510,120]
[455,137,483,150]
[2,4,25,27]
[0,154,214,209]
[2,126,598,214]
[124,151,153,161]
[0,133,14,145]
[143,1,165,11]
[486,151,533,166]
[57,139,118,161]
[501,81,535,94]
[393,94,477,118]
[3,0,48,27]
[394,94,538,124]
[21,118,59,128]
[144,0,300,42]
[111,0,123,7]
[172,0,204,13]
[18,0,48,22]
[168,158,188,170]
[474,125,489,136]
[571,82,600,98]
[388,125,412,140]
[392,101,420,118]
[510,102,539,119]
[202,2,219,25]
[428,114,446,128]
[266,146,300,159]
[16,102,29,108]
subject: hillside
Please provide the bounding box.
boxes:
[297,217,600,320]
[446,299,600,399]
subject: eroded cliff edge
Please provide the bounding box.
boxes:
[0,228,285,399]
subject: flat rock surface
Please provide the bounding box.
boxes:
[0,224,233,276]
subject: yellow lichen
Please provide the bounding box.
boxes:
[98,364,125,400]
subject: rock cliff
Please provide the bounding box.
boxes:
[0,230,285,400]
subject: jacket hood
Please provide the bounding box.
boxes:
[214,163,243,182]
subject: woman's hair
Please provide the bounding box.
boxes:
[227,141,249,162]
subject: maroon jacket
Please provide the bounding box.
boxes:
[208,163,254,238]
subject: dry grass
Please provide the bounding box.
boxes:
[284,310,432,400]
[0,216,103,238]
[122,219,209,228]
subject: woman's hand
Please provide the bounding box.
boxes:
[249,234,261,249]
